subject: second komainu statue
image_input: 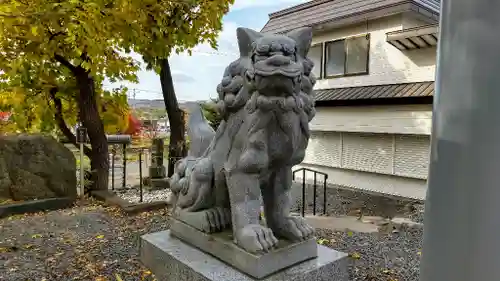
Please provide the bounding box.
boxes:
[169,26,317,254]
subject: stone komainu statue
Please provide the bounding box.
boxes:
[169,27,317,253]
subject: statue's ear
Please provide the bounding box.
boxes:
[237,27,263,57]
[287,27,313,58]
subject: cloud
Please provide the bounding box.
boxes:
[110,0,310,101]
[166,20,242,101]
[171,71,196,83]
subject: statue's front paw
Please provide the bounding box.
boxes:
[235,224,278,253]
[273,216,315,241]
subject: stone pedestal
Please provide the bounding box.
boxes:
[148,178,169,190]
[149,166,166,179]
[140,230,349,281]
[149,138,166,179]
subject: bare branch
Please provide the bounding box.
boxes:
[54,54,77,72]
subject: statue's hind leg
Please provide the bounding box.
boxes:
[262,166,315,241]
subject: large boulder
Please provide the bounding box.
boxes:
[0,135,77,201]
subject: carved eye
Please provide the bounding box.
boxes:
[283,45,295,56]
[256,44,270,54]
[253,55,268,62]
[271,42,282,52]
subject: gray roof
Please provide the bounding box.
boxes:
[261,0,440,34]
[314,81,435,102]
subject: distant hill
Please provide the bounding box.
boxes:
[128,99,209,110]
[128,99,164,109]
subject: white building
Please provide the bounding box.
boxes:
[262,0,440,200]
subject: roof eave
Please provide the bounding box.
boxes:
[261,0,439,34]
[386,23,439,50]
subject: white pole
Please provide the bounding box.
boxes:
[420,0,500,280]
[80,142,85,197]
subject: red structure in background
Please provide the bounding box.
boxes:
[123,114,142,135]
[0,112,11,122]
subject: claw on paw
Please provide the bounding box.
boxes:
[273,216,315,241]
[201,207,231,233]
[235,224,279,253]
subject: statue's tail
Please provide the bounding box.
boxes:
[183,102,216,158]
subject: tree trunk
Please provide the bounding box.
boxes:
[49,88,92,157]
[74,70,109,191]
[159,59,186,177]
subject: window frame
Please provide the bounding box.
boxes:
[309,43,324,80]
[323,33,370,79]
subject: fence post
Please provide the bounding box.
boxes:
[323,175,328,215]
[301,169,306,217]
[122,143,127,189]
[111,146,115,191]
[139,148,143,203]
[313,173,317,216]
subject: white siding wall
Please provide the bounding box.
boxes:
[303,131,430,180]
[311,104,433,135]
[297,130,430,199]
[312,14,436,89]
[401,12,433,28]
[300,105,433,199]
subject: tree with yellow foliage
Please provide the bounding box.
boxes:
[0,0,232,190]
[120,0,234,176]
[0,84,129,136]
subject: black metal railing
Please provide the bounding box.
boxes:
[109,146,149,202]
[292,168,328,217]
[109,144,136,191]
[108,144,185,203]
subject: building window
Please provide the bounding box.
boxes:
[308,44,323,79]
[324,34,370,77]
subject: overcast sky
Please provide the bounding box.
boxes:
[106,0,308,101]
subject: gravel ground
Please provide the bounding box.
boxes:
[316,226,423,281]
[1,187,425,281]
[295,184,425,281]
[0,199,170,281]
[115,187,171,204]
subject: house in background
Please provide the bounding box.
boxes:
[262,0,440,200]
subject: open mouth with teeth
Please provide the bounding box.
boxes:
[245,54,303,111]
[242,36,306,112]
[246,53,303,98]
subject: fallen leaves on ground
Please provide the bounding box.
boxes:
[350,252,362,259]
[0,198,169,281]
[0,199,22,205]
[316,226,420,281]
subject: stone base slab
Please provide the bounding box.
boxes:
[170,219,317,279]
[140,230,349,281]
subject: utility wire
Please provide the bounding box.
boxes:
[101,49,237,98]
[189,50,239,57]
